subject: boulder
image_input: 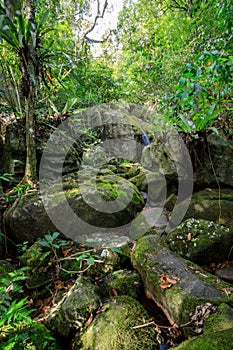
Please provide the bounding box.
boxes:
[3,173,144,244]
[203,303,233,335]
[46,277,100,337]
[166,219,233,264]
[173,328,233,350]
[99,269,143,299]
[194,134,233,187]
[185,188,233,226]
[74,296,158,350]
[131,235,233,329]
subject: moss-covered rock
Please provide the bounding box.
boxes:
[185,188,233,226]
[166,219,233,264]
[203,303,233,334]
[19,241,54,289]
[4,173,144,244]
[173,328,233,350]
[86,248,120,279]
[75,296,158,350]
[99,269,143,299]
[46,277,100,337]
[131,235,233,329]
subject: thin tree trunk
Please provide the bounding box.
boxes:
[21,0,38,185]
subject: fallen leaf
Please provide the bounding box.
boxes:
[109,288,118,297]
[84,313,94,327]
[54,280,65,289]
[218,286,233,296]
[159,274,179,290]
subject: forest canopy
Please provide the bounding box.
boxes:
[0,0,232,138]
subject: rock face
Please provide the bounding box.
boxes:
[166,219,233,264]
[75,296,158,350]
[3,173,144,244]
[185,188,233,226]
[46,277,100,337]
[194,134,233,188]
[131,235,233,328]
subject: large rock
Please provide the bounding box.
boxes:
[173,328,233,350]
[166,219,233,264]
[131,235,233,329]
[74,296,158,350]
[3,173,144,244]
[185,188,233,226]
[194,134,233,187]
[46,277,100,337]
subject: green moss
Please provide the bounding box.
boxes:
[166,219,233,264]
[75,296,158,350]
[173,328,233,350]
[204,303,233,334]
[101,270,143,299]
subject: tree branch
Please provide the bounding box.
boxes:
[83,0,108,39]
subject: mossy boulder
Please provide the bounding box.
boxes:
[203,303,233,335]
[46,277,100,337]
[19,241,54,289]
[173,328,233,350]
[4,173,144,244]
[131,235,233,329]
[185,188,233,226]
[86,248,120,279]
[99,269,143,299]
[166,219,233,264]
[74,296,158,350]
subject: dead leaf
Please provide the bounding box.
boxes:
[109,288,118,297]
[54,280,65,289]
[84,313,94,327]
[159,274,179,290]
[218,286,233,296]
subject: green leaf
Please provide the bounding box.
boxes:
[87,257,95,265]
[108,246,122,254]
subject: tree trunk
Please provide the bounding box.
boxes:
[21,0,38,185]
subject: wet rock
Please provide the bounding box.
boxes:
[131,235,233,329]
[46,277,100,337]
[166,219,233,264]
[173,328,233,350]
[74,296,158,350]
[215,263,233,283]
[185,188,233,226]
